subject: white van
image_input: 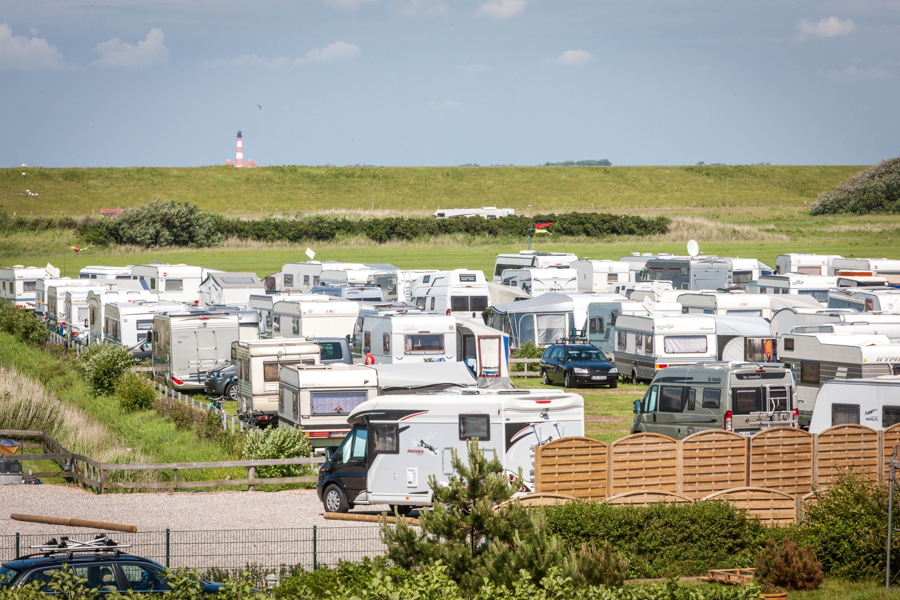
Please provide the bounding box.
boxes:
[491,251,578,283]
[101,300,185,357]
[198,272,264,308]
[827,288,900,313]
[613,314,718,383]
[272,296,360,340]
[131,264,207,304]
[361,312,456,364]
[86,288,156,344]
[775,254,843,276]
[250,292,305,337]
[808,377,900,434]
[0,264,60,309]
[777,332,900,426]
[317,388,584,512]
[411,270,490,320]
[830,258,900,283]
[501,268,577,297]
[150,313,242,391]
[232,339,321,428]
[78,265,133,281]
[679,291,773,319]
[571,260,633,292]
[757,274,837,303]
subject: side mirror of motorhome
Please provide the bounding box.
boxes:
[325,447,337,463]
[145,331,153,343]
[84,318,89,329]
[633,400,642,415]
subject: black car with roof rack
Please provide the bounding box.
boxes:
[540,342,618,388]
[0,535,223,594]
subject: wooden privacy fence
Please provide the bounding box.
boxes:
[535,424,896,501]
[0,430,324,494]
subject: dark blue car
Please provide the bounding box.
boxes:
[540,343,618,388]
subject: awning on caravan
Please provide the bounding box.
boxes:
[487,281,531,304]
[484,293,574,348]
[372,362,476,394]
[708,315,773,337]
[264,272,281,291]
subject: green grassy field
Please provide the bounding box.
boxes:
[1,164,863,217]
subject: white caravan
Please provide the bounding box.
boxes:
[608,281,674,300]
[587,299,649,356]
[250,292,305,338]
[757,274,837,303]
[491,251,578,283]
[368,270,437,302]
[317,388,585,512]
[777,332,900,426]
[571,260,633,292]
[35,278,91,318]
[411,270,491,320]
[46,283,111,329]
[361,312,456,364]
[103,301,185,358]
[613,314,718,383]
[775,254,843,276]
[232,339,321,428]
[0,264,60,309]
[808,377,900,434]
[641,257,769,290]
[455,318,511,385]
[501,268,578,297]
[78,265,133,281]
[131,264,206,304]
[794,322,900,344]
[830,258,900,283]
[433,206,515,219]
[198,272,264,308]
[86,288,156,344]
[278,362,478,448]
[66,284,148,342]
[679,292,773,319]
[150,313,243,391]
[769,308,900,338]
[272,296,360,340]
[828,289,900,313]
[280,261,367,293]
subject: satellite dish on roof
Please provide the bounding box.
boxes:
[687,239,700,258]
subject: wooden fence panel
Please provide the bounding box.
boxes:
[749,428,813,496]
[680,431,748,498]
[604,490,693,507]
[703,487,797,526]
[609,433,677,495]
[816,424,879,488]
[883,424,900,482]
[534,437,607,500]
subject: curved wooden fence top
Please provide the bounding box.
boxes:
[604,489,693,507]
[496,493,576,510]
[702,486,797,526]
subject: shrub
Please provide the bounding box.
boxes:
[78,199,222,248]
[0,302,49,347]
[810,157,900,215]
[755,537,823,591]
[510,341,544,373]
[241,427,313,479]
[116,371,156,412]
[79,343,135,396]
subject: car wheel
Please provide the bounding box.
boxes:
[324,485,349,513]
[631,369,639,385]
[392,505,414,516]
[608,380,618,389]
[564,371,573,388]
[225,383,236,401]
[541,369,550,385]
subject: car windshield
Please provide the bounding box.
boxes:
[0,566,19,587]
[566,348,606,362]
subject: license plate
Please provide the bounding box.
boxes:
[591,376,606,380]
[736,430,755,438]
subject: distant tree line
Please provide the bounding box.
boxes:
[543,159,612,167]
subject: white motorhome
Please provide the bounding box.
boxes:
[501,268,577,297]
[198,272,264,308]
[250,292,306,337]
[35,278,90,318]
[613,314,718,383]
[830,258,900,283]
[278,362,478,448]
[642,257,770,290]
[411,270,491,320]
[808,377,900,434]
[368,270,437,302]
[571,260,633,292]
[619,253,684,279]
[103,300,185,358]
[777,332,900,426]
[150,312,243,391]
[232,339,321,428]
[433,206,515,219]
[86,288,156,344]
[78,265,133,281]
[587,299,649,355]
[775,254,843,276]
[67,284,147,342]
[679,292,773,319]
[131,264,206,304]
[316,388,585,512]
[361,312,456,364]
[608,281,674,300]
[280,261,368,293]
[46,283,111,330]
[827,289,900,313]
[491,251,578,284]
[0,264,60,309]
[272,296,360,340]
[757,274,837,303]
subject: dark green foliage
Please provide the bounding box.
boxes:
[543,499,767,578]
[116,371,156,412]
[154,394,242,455]
[274,558,398,600]
[755,537,824,591]
[77,199,222,247]
[544,160,612,166]
[79,342,135,396]
[0,302,49,347]
[241,427,313,478]
[510,340,544,372]
[810,158,900,215]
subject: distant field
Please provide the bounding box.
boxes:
[0,164,864,217]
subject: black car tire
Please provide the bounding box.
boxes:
[541,369,550,385]
[225,383,236,401]
[324,485,349,513]
[564,371,573,389]
[392,505,414,516]
[608,380,618,389]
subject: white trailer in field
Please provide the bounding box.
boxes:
[131,264,208,304]
[827,288,900,313]
[250,292,306,337]
[757,274,837,304]
[86,288,156,344]
[272,296,360,340]
[78,265,133,281]
[46,283,111,330]
[612,314,718,383]
[411,270,491,320]
[98,300,185,357]
[0,264,60,309]
[808,377,900,434]
[678,291,773,319]
[434,207,515,219]
[775,254,843,276]
[150,313,242,391]
[491,251,578,283]
[571,260,633,292]
[198,272,264,308]
[500,268,578,297]
[360,312,457,364]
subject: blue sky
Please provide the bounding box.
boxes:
[1,0,898,167]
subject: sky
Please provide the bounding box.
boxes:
[1,0,899,168]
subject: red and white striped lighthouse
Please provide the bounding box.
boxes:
[235,130,244,167]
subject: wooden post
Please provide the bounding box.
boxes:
[248,466,256,491]
[173,468,178,491]
[100,465,106,494]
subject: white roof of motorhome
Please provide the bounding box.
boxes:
[679,292,771,308]
[616,313,716,333]
[131,264,204,277]
[832,258,900,271]
[759,274,838,288]
[0,264,60,278]
[273,296,360,316]
[107,300,185,316]
[202,272,264,289]
[777,253,842,264]
[234,339,319,355]
[80,265,132,275]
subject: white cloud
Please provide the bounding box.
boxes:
[0,23,65,70]
[204,41,361,69]
[461,64,490,73]
[324,0,377,9]
[92,28,169,68]
[431,100,461,110]
[555,49,593,67]
[824,65,894,81]
[797,16,856,40]
[475,0,525,20]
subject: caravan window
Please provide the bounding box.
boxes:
[645,335,653,354]
[451,297,469,312]
[663,336,707,354]
[430,297,436,311]
[832,404,860,426]
[733,271,753,284]
[136,320,153,330]
[471,296,488,312]
[459,414,490,441]
[264,362,281,382]
[292,317,300,336]
[415,297,426,311]
[784,338,794,351]
[150,278,156,290]
[405,334,444,354]
[284,274,294,286]
[312,392,367,415]
[800,362,819,384]
[317,342,344,361]
[702,389,720,409]
[659,387,684,413]
[617,331,627,350]
[23,281,36,292]
[165,279,183,292]
[589,317,602,335]
[634,333,643,349]
[686,388,696,411]
[732,388,762,415]
[383,333,391,353]
[459,274,476,282]
[372,424,399,454]
[273,315,281,333]
[89,308,97,327]
[364,331,372,351]
[883,406,900,428]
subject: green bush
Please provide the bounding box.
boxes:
[810,158,900,215]
[543,499,767,578]
[79,342,135,396]
[0,301,50,347]
[510,340,544,372]
[755,537,823,591]
[241,426,313,479]
[116,371,156,412]
[78,199,222,248]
